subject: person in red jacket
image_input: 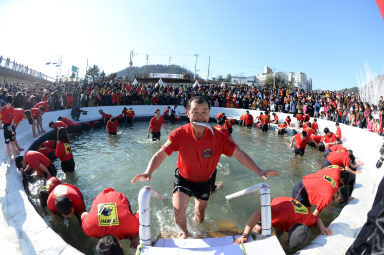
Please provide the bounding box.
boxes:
[292,165,345,216]
[81,188,140,249]
[147,109,168,141]
[126,108,135,123]
[34,101,49,112]
[47,183,85,218]
[1,95,17,164]
[99,109,112,124]
[290,131,313,156]
[311,119,319,132]
[271,113,279,124]
[215,113,231,136]
[106,117,119,135]
[335,122,342,140]
[233,197,332,248]
[318,127,338,152]
[163,106,171,120]
[49,121,68,130]
[323,150,363,173]
[244,111,254,129]
[39,176,63,207]
[15,150,56,179]
[56,127,75,172]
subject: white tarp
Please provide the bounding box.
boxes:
[221,82,226,88]
[193,81,200,88]
[132,79,138,85]
[158,78,165,86]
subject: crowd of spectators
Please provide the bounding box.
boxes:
[1,80,383,135]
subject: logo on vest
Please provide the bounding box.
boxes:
[64,143,72,154]
[290,199,308,214]
[202,148,213,158]
[98,203,119,226]
[163,139,172,148]
[323,175,336,188]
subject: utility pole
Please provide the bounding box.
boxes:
[169,57,172,66]
[193,53,199,80]
[128,50,135,81]
[85,58,88,81]
[146,54,149,65]
[207,56,210,81]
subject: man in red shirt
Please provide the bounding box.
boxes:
[99,109,112,124]
[244,110,254,129]
[1,95,17,164]
[319,128,338,151]
[335,122,342,140]
[12,107,26,153]
[147,108,168,141]
[47,183,85,218]
[215,113,231,136]
[292,165,345,216]
[285,116,292,126]
[311,119,319,132]
[324,144,347,157]
[163,106,171,119]
[323,150,363,173]
[126,108,135,123]
[131,96,279,238]
[81,188,140,249]
[233,197,332,248]
[106,117,119,135]
[15,150,57,179]
[290,131,313,156]
[271,113,279,124]
[278,122,288,134]
[39,176,62,207]
[49,121,68,130]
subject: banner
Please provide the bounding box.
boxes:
[149,73,184,79]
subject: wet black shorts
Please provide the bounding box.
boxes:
[61,158,75,172]
[294,145,305,156]
[151,131,161,141]
[292,180,311,207]
[173,168,216,201]
[3,124,15,144]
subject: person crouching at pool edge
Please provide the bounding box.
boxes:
[106,117,119,135]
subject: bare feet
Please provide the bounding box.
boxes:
[18,147,24,151]
[42,130,46,133]
[179,231,189,239]
[8,159,13,165]
[33,134,38,138]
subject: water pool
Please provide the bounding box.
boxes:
[25,121,341,255]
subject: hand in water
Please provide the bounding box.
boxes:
[262,170,280,180]
[130,173,151,184]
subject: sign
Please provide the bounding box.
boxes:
[149,73,184,79]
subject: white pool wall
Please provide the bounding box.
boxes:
[0,105,382,255]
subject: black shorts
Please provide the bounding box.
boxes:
[127,116,133,123]
[173,168,216,201]
[3,124,15,144]
[294,145,305,156]
[227,127,233,134]
[61,158,75,172]
[151,131,161,141]
[246,124,252,129]
[47,164,57,178]
[292,180,311,207]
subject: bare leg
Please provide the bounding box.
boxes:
[193,198,208,223]
[11,142,17,160]
[14,138,23,153]
[173,191,190,238]
[32,119,38,137]
[6,143,12,164]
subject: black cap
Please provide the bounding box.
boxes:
[288,223,311,249]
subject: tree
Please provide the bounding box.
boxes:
[99,70,106,81]
[226,74,232,82]
[86,65,100,81]
[264,74,274,87]
[217,75,224,82]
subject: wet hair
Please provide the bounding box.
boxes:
[187,96,210,110]
[314,118,317,122]
[57,127,70,143]
[58,116,63,121]
[287,116,291,119]
[336,122,340,126]
[15,156,24,169]
[24,110,33,124]
[6,95,13,104]
[324,127,330,134]
[96,235,124,255]
[155,108,160,113]
[55,196,72,216]
[49,121,55,128]
[39,190,49,207]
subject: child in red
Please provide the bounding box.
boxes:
[335,122,342,140]
[55,127,75,172]
[106,118,119,135]
[1,95,17,163]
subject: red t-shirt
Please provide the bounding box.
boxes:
[302,165,341,212]
[278,123,287,129]
[106,120,119,134]
[30,108,40,119]
[13,108,24,125]
[44,176,62,194]
[149,116,165,132]
[311,135,322,143]
[224,119,234,129]
[55,141,73,162]
[34,101,49,112]
[293,134,310,149]
[245,114,253,126]
[162,123,237,182]
[273,115,278,122]
[163,108,170,117]
[37,147,54,158]
[53,121,68,129]
[285,118,291,126]
[101,112,112,120]
[25,151,51,177]
[296,114,304,122]
[240,114,246,121]
[329,144,347,153]
[336,127,342,140]
[47,184,85,215]
[0,105,14,124]
[81,188,139,239]
[303,127,315,137]
[322,133,337,147]
[271,197,318,232]
[326,150,350,167]
[42,140,56,149]
[311,122,319,131]
[214,125,230,136]
[61,117,75,126]
[126,110,135,118]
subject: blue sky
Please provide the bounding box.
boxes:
[0,0,383,90]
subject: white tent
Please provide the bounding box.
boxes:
[158,78,164,86]
[132,79,138,85]
[220,82,226,88]
[193,80,201,88]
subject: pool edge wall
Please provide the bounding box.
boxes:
[0,105,381,255]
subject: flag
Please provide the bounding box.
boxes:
[377,0,384,21]
[72,65,79,73]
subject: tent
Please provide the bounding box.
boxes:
[132,79,138,85]
[193,80,201,88]
[220,82,226,88]
[158,78,164,86]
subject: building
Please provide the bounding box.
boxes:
[231,76,259,86]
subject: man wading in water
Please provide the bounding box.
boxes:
[131,96,280,238]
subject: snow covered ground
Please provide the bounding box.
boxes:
[0,105,382,254]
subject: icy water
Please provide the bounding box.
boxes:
[26,122,341,255]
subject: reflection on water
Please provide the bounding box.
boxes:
[26,122,336,254]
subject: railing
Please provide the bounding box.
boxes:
[0,56,53,81]
[225,183,272,237]
[138,186,168,246]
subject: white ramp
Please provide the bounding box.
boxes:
[137,235,285,255]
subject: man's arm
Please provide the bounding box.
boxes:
[147,123,151,138]
[290,136,295,149]
[316,218,332,236]
[232,146,280,180]
[233,210,261,244]
[130,149,168,184]
[163,122,168,134]
[39,164,51,178]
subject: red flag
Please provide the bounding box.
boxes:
[377,0,384,21]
